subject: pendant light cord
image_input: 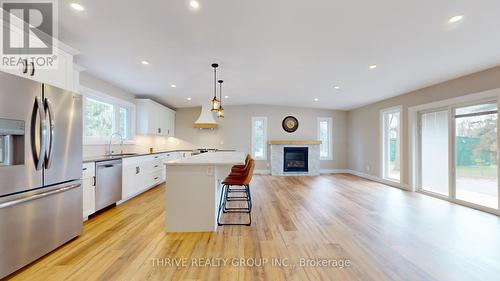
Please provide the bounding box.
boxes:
[213,66,217,99]
[219,80,223,106]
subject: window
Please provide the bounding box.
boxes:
[381,106,402,182]
[317,117,332,160]
[252,117,267,160]
[82,87,135,144]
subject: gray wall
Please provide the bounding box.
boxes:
[175,105,348,171]
[348,65,500,185]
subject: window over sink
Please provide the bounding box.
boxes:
[82,87,135,144]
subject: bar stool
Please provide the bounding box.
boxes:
[217,159,255,226]
[231,154,251,171]
[226,155,251,193]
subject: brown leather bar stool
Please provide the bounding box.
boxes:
[226,155,252,193]
[217,159,255,226]
[230,154,251,173]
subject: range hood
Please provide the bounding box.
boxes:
[194,104,218,129]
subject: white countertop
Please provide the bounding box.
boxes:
[164,151,246,166]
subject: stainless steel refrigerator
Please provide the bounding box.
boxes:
[0,71,83,279]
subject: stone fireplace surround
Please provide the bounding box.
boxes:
[269,140,321,176]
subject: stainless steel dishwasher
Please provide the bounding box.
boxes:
[95,159,122,211]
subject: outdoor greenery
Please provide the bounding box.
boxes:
[84,98,113,137]
[456,165,497,178]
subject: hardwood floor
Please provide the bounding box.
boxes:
[7,174,500,281]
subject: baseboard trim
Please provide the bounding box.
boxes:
[253,168,410,191]
[345,169,410,191]
[255,169,349,175]
[319,169,350,174]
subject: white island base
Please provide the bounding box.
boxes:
[164,152,246,232]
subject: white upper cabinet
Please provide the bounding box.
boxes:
[0,16,80,92]
[136,99,176,136]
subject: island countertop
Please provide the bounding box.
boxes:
[164,151,246,166]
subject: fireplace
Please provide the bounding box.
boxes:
[283,147,308,172]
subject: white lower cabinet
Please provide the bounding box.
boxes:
[121,152,187,202]
[82,162,96,219]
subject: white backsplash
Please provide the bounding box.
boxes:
[83,136,196,157]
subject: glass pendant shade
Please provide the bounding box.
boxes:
[211,97,220,111]
[217,106,224,118]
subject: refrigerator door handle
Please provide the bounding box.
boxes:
[44,98,55,169]
[31,96,47,171]
[0,183,80,209]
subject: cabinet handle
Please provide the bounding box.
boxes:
[82,167,87,171]
[22,59,28,74]
[136,166,140,174]
[154,165,158,168]
[30,62,35,76]
[158,128,161,134]
[154,156,159,159]
[154,177,159,180]
[93,176,96,187]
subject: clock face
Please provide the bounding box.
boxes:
[282,116,299,133]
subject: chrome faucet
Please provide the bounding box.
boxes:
[107,133,124,156]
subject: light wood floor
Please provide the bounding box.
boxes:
[7,174,500,281]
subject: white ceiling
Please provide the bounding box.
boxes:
[58,0,500,110]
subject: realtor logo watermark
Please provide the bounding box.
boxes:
[1,0,58,69]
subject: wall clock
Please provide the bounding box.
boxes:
[282,116,299,133]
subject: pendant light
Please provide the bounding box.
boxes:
[217,80,224,118]
[211,63,220,112]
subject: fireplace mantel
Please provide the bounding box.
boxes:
[268,140,321,145]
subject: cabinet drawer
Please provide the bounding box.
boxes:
[150,170,163,186]
[82,162,95,179]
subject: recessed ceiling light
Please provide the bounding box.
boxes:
[334,86,340,89]
[171,84,177,88]
[70,3,84,11]
[314,98,319,101]
[448,15,464,23]
[189,0,200,9]
[224,95,229,99]
[141,60,149,65]
[369,64,377,69]
[187,97,192,101]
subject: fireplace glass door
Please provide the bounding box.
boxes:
[284,147,308,172]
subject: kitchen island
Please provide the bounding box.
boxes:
[164,151,246,232]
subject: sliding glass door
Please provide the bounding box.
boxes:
[420,110,449,196]
[454,103,498,209]
[418,101,499,211]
